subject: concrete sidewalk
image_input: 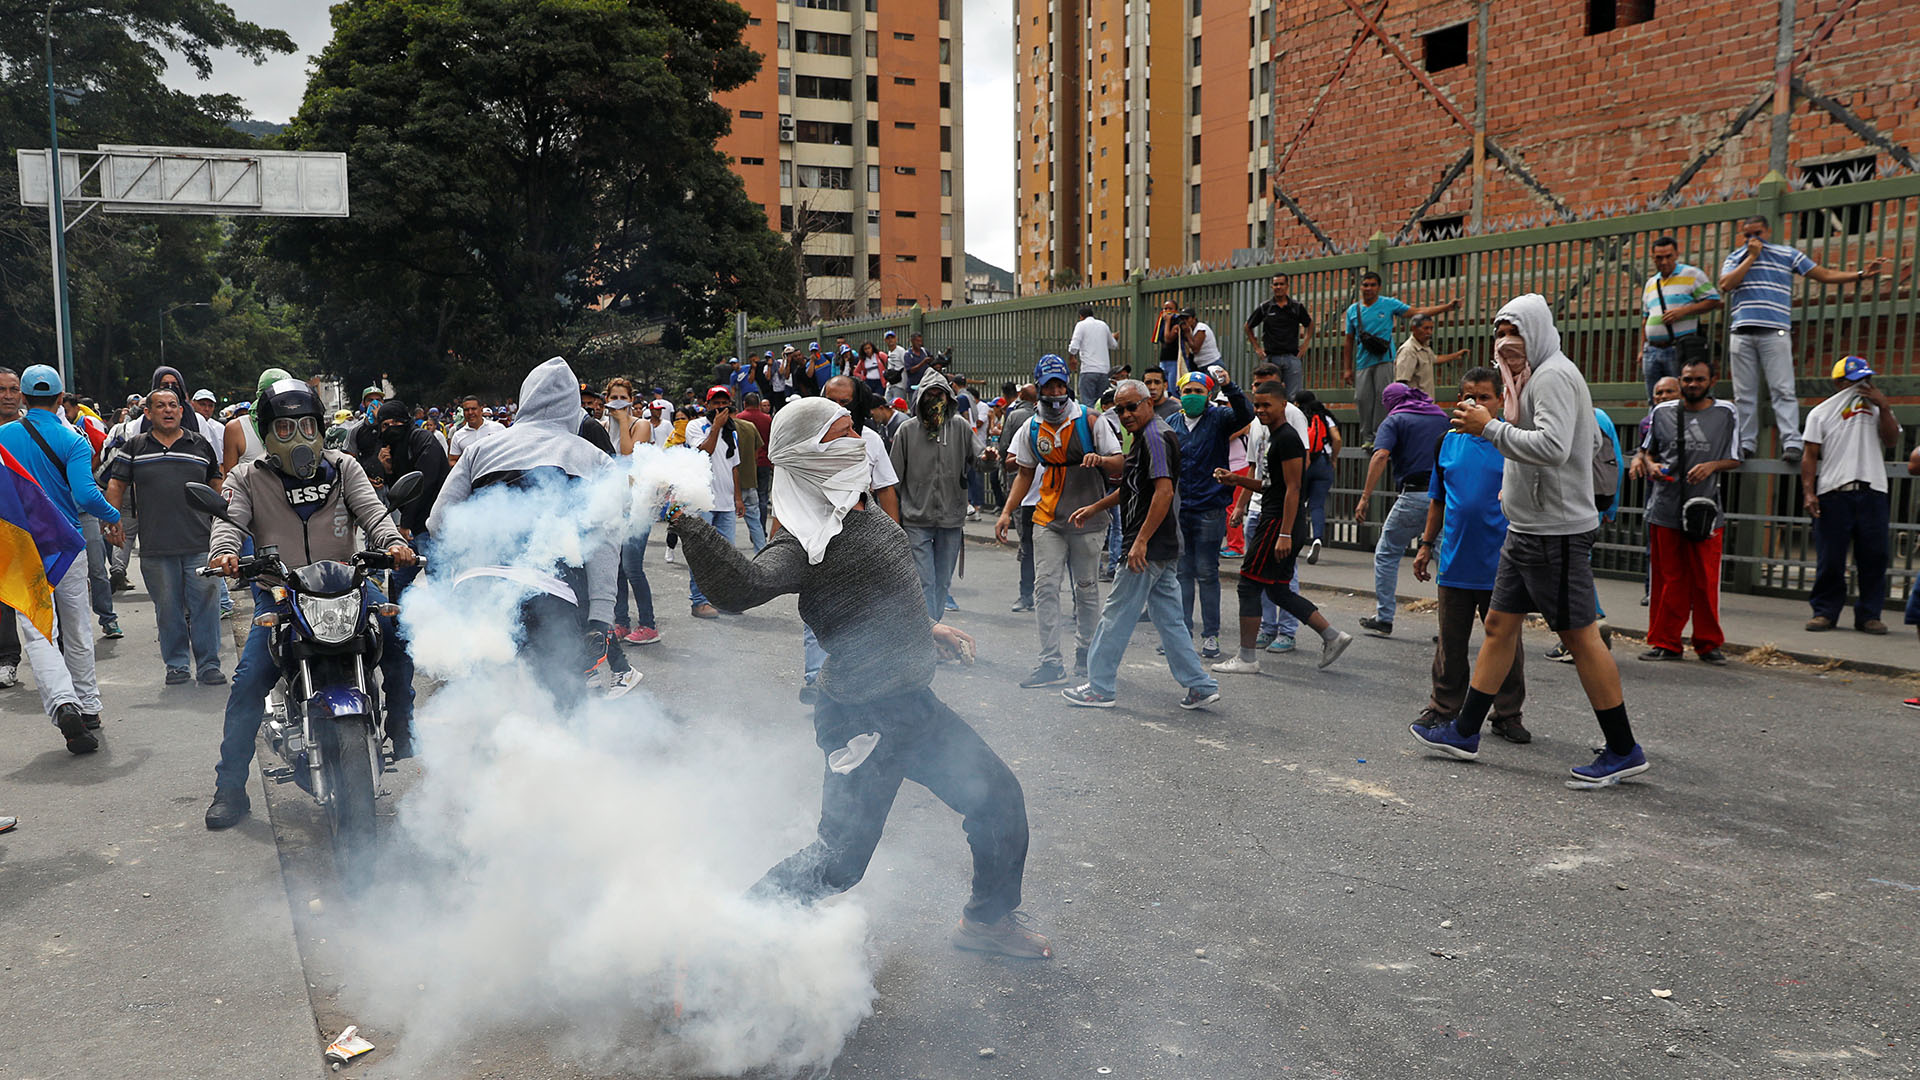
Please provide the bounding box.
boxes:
[0,587,326,1080]
[962,518,1920,677]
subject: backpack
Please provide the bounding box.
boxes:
[1026,410,1094,466]
[1591,420,1620,514]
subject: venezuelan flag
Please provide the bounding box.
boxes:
[0,443,85,639]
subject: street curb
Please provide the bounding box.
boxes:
[960,527,1918,680]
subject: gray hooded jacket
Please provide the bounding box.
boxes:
[888,370,984,528]
[1483,294,1601,536]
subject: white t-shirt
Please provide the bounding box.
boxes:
[684,417,742,503]
[448,419,504,458]
[1068,316,1119,375]
[858,351,885,381]
[862,426,898,491]
[886,344,908,375]
[1804,385,1899,494]
[1188,321,1223,371]
[1009,402,1124,507]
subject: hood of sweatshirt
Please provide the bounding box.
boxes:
[1493,293,1564,371]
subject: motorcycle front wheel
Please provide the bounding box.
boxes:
[318,720,379,892]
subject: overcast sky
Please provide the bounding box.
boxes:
[158,0,1018,273]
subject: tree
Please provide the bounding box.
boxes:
[0,1,297,397]
[265,0,796,395]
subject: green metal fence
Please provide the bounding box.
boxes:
[746,173,1920,605]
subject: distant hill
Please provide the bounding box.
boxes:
[964,253,1015,293]
[229,119,287,139]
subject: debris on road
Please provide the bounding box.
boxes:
[977,1047,995,1059]
[1651,988,1673,999]
[1194,948,1207,958]
[325,1026,375,1065]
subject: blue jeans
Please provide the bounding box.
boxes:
[688,510,737,606]
[1373,490,1431,623]
[1244,505,1300,637]
[614,523,655,630]
[1301,454,1334,543]
[1078,371,1110,405]
[1177,506,1227,638]
[1104,506,1124,574]
[802,622,826,685]
[81,514,115,624]
[1086,560,1218,698]
[967,464,986,509]
[906,525,964,623]
[742,488,768,553]
[1269,354,1302,401]
[141,551,222,675]
[216,584,411,792]
[1810,488,1889,624]
[1641,341,1680,406]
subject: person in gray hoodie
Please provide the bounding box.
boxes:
[890,371,985,622]
[1410,294,1649,787]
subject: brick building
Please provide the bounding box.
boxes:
[1269,0,1920,252]
[1017,0,1282,293]
[718,0,965,317]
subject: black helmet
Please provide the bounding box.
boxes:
[256,378,325,479]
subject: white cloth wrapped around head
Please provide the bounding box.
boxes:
[768,397,872,564]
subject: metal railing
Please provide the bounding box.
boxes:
[746,173,1920,603]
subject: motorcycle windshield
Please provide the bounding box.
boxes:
[290,560,359,597]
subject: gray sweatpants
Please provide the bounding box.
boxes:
[1728,329,1800,457]
[1033,527,1103,665]
[1355,363,1393,444]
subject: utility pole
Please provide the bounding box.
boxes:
[44,1,75,388]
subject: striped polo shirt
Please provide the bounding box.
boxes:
[108,428,221,555]
[1721,242,1815,331]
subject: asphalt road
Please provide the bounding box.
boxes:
[10,532,1920,1079]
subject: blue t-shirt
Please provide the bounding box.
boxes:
[1429,431,1508,591]
[1721,242,1815,330]
[1373,409,1449,487]
[1345,297,1410,369]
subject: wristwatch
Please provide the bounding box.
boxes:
[1417,538,1436,549]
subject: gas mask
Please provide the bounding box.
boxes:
[1180,393,1209,418]
[264,416,322,479]
[1038,393,1071,421]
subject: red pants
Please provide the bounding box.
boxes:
[1648,524,1725,654]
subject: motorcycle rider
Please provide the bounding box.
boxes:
[204,378,415,831]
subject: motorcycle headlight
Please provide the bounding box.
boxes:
[296,593,363,644]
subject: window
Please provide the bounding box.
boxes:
[1190,85,1201,114]
[793,29,853,55]
[940,126,951,151]
[894,76,917,86]
[1191,36,1201,65]
[1422,23,1469,71]
[1190,182,1200,207]
[1191,133,1201,161]
[796,164,853,188]
[895,165,917,175]
[940,169,952,195]
[893,31,916,41]
[794,119,853,144]
[939,38,951,63]
[1798,154,1878,237]
[939,81,951,107]
[895,254,918,262]
[777,67,791,94]
[739,156,765,166]
[1586,0,1654,34]
[748,16,761,25]
[776,22,790,49]
[867,74,879,99]
[867,165,881,191]
[780,204,792,231]
[794,75,852,100]
[894,210,917,218]
[941,256,952,282]
[868,254,880,279]
[941,214,952,240]
[939,0,951,18]
[894,121,916,130]
[866,30,878,57]
[1418,215,1464,278]
[804,254,854,278]
[780,160,792,187]
[794,0,849,8]
[867,119,880,144]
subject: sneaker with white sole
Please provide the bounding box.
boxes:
[597,668,642,700]
[952,912,1052,959]
[1211,656,1261,674]
[1567,744,1649,787]
[1267,635,1296,654]
[1199,636,1221,659]
[1061,684,1116,708]
[1318,630,1353,670]
[0,663,16,688]
[1179,687,1220,710]
[1305,538,1322,565]
[1410,720,1480,760]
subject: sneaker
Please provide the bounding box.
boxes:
[1254,631,1275,649]
[204,787,250,830]
[1902,697,1920,711]
[1699,648,1729,666]
[197,668,227,686]
[1179,687,1220,711]
[1409,720,1479,761]
[1359,616,1393,637]
[690,603,719,619]
[1317,630,1353,670]
[1546,643,1575,663]
[100,618,124,640]
[1305,537,1322,565]
[1490,716,1532,744]
[798,682,819,705]
[1010,597,1034,613]
[664,549,674,564]
[110,570,132,593]
[1073,646,1088,678]
[951,912,1052,959]
[1568,744,1649,786]
[165,667,192,685]
[601,668,642,700]
[1858,619,1888,635]
[1637,647,1682,662]
[55,703,97,754]
[1220,547,1243,559]
[1210,656,1261,674]
[614,624,630,639]
[1780,446,1803,466]
[1020,661,1069,688]
[625,626,661,646]
[1061,684,1116,708]
[219,603,235,620]
[946,595,959,612]
[0,663,16,688]
[1805,615,1834,632]
[1639,593,1650,607]
[1200,636,1221,659]
[81,713,102,731]
[1267,635,1296,654]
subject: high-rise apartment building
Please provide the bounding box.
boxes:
[718,0,965,318]
[1017,0,1277,293]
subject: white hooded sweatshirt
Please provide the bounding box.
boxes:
[1480,294,1602,536]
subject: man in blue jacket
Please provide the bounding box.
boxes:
[0,365,123,753]
[1170,368,1252,660]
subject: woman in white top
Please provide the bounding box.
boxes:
[603,377,661,645]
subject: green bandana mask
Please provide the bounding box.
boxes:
[1180,393,1208,418]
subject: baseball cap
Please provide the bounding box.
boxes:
[21,364,63,395]
[704,385,733,402]
[781,345,796,354]
[763,350,774,358]
[482,407,495,417]
[192,388,216,403]
[892,396,909,410]
[1833,355,1874,382]
[1179,371,1214,393]
[361,385,382,401]
[808,340,820,350]
[1034,353,1070,387]
[884,330,897,338]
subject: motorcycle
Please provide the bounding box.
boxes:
[186,473,424,889]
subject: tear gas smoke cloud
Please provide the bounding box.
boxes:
[349,444,874,1076]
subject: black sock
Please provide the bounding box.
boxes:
[1595,704,1635,755]
[1452,687,1496,737]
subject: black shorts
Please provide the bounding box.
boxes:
[1490,529,1600,632]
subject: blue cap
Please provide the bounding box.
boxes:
[809,340,820,350]
[1034,354,1070,387]
[1832,355,1874,382]
[21,364,62,396]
